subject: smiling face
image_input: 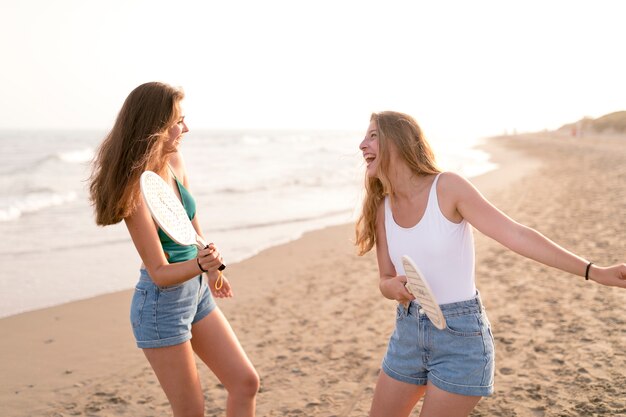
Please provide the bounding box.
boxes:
[360,118,380,177]
[165,103,189,150]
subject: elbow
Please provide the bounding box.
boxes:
[378,275,394,299]
[507,224,541,255]
[378,278,386,294]
[145,264,168,286]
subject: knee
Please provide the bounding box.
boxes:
[230,369,260,399]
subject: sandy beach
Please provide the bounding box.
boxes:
[1,132,625,416]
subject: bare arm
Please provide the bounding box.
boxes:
[124,152,223,287]
[124,198,209,287]
[375,202,416,303]
[446,173,626,287]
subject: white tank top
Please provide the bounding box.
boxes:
[384,174,476,304]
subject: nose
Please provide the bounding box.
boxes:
[182,121,189,133]
[359,137,367,150]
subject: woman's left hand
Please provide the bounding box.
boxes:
[589,263,626,288]
[209,271,233,298]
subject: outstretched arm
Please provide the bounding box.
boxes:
[446,173,626,288]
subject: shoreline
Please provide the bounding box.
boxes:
[2,132,625,416]
[0,134,536,415]
[0,133,502,320]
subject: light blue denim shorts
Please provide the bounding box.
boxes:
[130,269,217,349]
[382,291,495,397]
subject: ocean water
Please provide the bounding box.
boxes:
[0,129,496,318]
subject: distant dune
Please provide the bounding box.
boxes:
[558,110,626,136]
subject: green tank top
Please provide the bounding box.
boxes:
[157,171,198,263]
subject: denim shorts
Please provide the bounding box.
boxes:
[130,269,217,349]
[382,291,495,397]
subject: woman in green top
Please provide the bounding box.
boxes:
[89,82,259,417]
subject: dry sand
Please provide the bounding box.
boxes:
[1,132,625,416]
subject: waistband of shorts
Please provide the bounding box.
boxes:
[411,291,484,316]
[138,268,202,285]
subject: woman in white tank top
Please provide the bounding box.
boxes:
[355,111,626,417]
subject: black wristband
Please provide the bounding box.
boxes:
[197,257,208,273]
[585,262,593,281]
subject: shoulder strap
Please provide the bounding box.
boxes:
[166,164,178,181]
[425,173,442,209]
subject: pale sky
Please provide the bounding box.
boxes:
[1,0,625,140]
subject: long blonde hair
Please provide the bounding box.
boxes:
[355,111,440,255]
[89,82,184,226]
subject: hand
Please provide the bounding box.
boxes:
[197,243,224,273]
[589,263,626,288]
[209,271,233,298]
[382,275,415,305]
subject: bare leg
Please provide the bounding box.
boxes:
[419,382,481,417]
[143,342,205,417]
[370,371,426,417]
[191,308,259,417]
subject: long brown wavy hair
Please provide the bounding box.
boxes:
[89,82,184,226]
[355,111,441,255]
